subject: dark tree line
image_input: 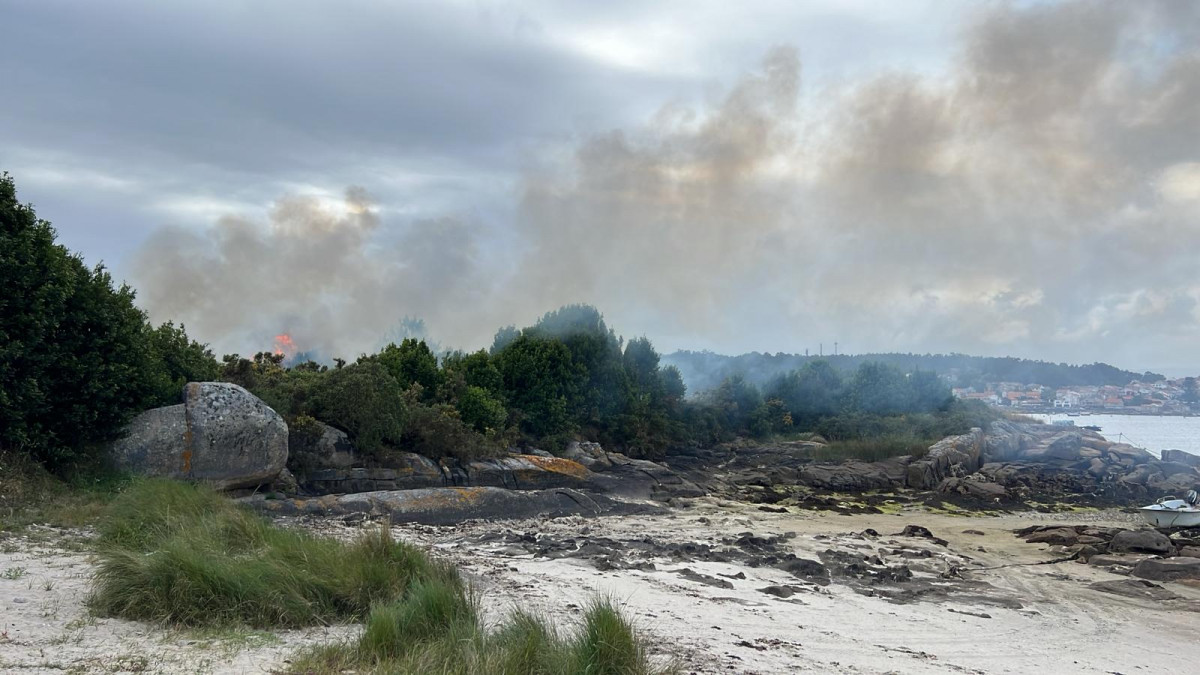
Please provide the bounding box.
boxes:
[0,174,217,471]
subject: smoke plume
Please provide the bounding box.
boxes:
[132,1,1200,370]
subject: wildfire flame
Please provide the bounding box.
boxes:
[273,333,297,358]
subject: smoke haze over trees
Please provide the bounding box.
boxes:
[10,1,1187,373]
[663,351,1164,397]
[1,172,983,471]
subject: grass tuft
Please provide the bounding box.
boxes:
[358,575,477,661]
[89,479,435,628]
[567,598,652,675]
[291,587,665,674]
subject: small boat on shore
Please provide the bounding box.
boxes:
[1140,492,1200,528]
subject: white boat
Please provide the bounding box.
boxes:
[1139,495,1200,528]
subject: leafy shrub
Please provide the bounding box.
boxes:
[0,172,175,471]
[376,338,441,401]
[402,400,501,462]
[144,321,220,406]
[456,385,509,434]
[307,362,407,455]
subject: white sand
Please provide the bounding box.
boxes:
[3,502,1200,674]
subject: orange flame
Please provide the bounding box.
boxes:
[273,333,297,358]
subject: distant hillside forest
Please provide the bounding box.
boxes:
[3,172,992,473]
[663,351,1162,396]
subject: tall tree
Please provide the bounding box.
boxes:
[0,173,157,470]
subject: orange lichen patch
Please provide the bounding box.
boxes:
[398,487,490,511]
[519,455,590,479]
[181,448,193,474]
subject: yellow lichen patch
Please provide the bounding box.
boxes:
[400,487,490,512]
[519,455,590,479]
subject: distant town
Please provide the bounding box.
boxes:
[952,376,1200,415]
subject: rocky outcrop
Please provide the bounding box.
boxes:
[291,438,704,502]
[797,457,912,492]
[562,441,612,469]
[297,453,591,494]
[111,382,288,489]
[1132,557,1200,582]
[461,455,592,490]
[243,486,662,525]
[906,428,984,489]
[288,420,357,475]
[969,423,1200,504]
[937,475,1008,501]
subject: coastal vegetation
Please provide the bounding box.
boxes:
[290,591,661,674]
[2,171,992,478]
[88,480,665,674]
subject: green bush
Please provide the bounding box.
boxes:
[377,338,441,401]
[456,385,509,434]
[0,172,176,471]
[402,400,502,462]
[358,576,478,661]
[144,321,221,406]
[307,361,407,455]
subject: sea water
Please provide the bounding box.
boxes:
[1031,413,1200,458]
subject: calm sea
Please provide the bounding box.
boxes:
[1031,413,1200,458]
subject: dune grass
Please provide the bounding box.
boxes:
[289,583,662,675]
[89,480,667,674]
[89,479,440,628]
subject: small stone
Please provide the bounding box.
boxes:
[758,585,796,598]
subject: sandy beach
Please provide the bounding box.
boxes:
[3,500,1200,674]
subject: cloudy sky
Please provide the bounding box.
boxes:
[4,1,1199,374]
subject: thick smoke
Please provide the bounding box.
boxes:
[132,1,1200,370]
[132,188,495,358]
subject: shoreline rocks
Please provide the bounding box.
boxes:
[242,486,663,525]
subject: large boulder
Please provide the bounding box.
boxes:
[982,420,1026,462]
[110,382,288,489]
[1161,449,1200,468]
[1110,529,1174,555]
[1132,557,1200,582]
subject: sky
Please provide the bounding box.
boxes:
[3,1,1199,375]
